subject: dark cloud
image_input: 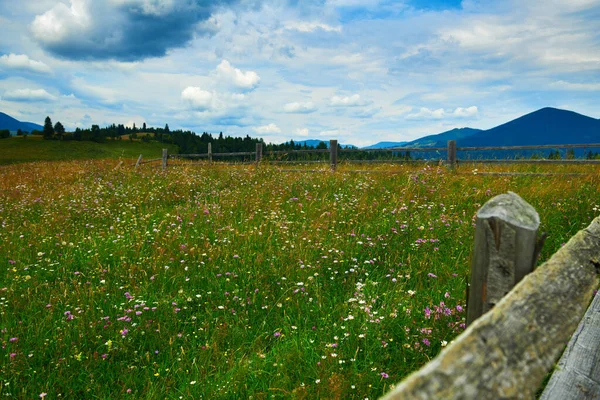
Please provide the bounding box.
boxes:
[31,0,240,61]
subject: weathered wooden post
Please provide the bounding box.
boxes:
[447,140,457,168]
[466,191,540,326]
[208,143,212,164]
[256,142,262,165]
[540,290,600,400]
[330,139,338,171]
[162,148,168,171]
[135,154,143,169]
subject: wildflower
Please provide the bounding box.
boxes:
[427,273,437,278]
[10,353,16,358]
[424,307,431,319]
[380,372,389,379]
[40,394,47,399]
[126,388,132,393]
[422,338,431,346]
[273,332,281,337]
[9,337,17,342]
[120,328,129,336]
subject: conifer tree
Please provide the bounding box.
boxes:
[43,116,54,139]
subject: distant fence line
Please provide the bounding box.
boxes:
[132,140,600,170]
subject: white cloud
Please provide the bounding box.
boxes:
[31,0,92,43]
[181,87,213,111]
[407,106,479,120]
[407,107,446,119]
[330,94,365,107]
[216,60,260,90]
[296,128,309,136]
[453,106,479,117]
[551,81,600,91]
[253,123,281,134]
[284,21,342,33]
[283,101,317,113]
[3,88,57,102]
[0,53,52,74]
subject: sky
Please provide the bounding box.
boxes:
[0,0,599,146]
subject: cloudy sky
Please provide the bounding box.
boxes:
[0,0,599,146]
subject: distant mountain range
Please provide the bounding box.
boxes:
[2,107,599,148]
[0,112,43,133]
[459,107,599,147]
[397,108,599,149]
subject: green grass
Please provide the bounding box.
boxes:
[0,136,177,165]
[0,161,598,399]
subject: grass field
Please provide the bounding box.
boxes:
[0,160,598,399]
[0,136,177,165]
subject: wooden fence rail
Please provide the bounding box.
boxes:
[157,140,600,170]
[380,192,600,400]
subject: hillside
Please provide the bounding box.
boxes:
[0,112,43,133]
[0,136,178,165]
[403,127,482,148]
[459,108,600,146]
[362,141,408,149]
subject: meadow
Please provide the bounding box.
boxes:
[0,136,178,165]
[0,160,598,399]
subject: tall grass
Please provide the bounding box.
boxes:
[0,160,598,399]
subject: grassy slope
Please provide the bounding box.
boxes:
[0,135,178,165]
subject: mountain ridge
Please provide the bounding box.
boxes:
[0,112,43,133]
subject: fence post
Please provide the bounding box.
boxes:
[256,142,262,165]
[135,154,143,169]
[162,148,168,170]
[466,191,540,326]
[208,143,212,164]
[447,140,457,168]
[330,139,338,171]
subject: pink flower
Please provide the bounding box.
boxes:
[9,337,17,342]
[380,372,389,378]
[273,332,281,337]
[424,307,431,319]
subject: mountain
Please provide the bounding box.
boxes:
[458,108,600,147]
[402,127,482,148]
[362,141,408,149]
[0,112,43,133]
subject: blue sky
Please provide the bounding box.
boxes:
[0,0,599,146]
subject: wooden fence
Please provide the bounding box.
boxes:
[133,140,600,170]
[380,192,600,399]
